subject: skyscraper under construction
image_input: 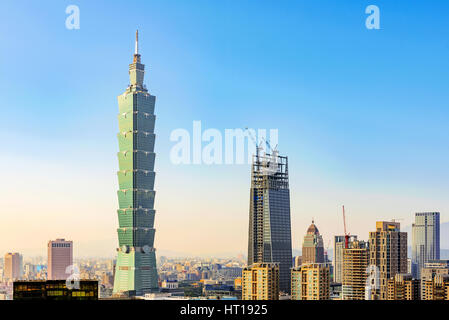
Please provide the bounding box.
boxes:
[247,150,293,293]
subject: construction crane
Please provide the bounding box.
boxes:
[261,136,278,154]
[244,127,263,158]
[342,205,350,249]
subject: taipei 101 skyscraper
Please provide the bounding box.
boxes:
[113,31,158,296]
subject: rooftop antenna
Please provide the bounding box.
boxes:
[135,29,139,55]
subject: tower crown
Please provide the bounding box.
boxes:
[129,30,145,88]
[307,221,320,235]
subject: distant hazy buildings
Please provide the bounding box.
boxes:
[291,263,330,300]
[369,221,407,300]
[216,267,242,280]
[247,151,292,293]
[342,240,369,300]
[302,221,324,264]
[4,253,22,281]
[113,31,159,296]
[294,256,302,268]
[334,235,357,284]
[386,274,420,300]
[47,239,73,280]
[242,263,279,300]
[412,212,440,279]
[407,258,412,274]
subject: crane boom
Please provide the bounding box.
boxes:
[244,127,261,158]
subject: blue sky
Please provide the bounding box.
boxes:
[0,0,448,257]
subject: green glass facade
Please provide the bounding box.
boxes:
[113,34,158,296]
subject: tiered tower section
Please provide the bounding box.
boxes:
[113,31,158,296]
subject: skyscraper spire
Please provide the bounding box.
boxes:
[135,29,139,55]
[114,30,158,296]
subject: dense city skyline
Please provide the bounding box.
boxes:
[1,1,448,259]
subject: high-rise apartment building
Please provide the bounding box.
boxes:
[247,151,292,293]
[47,239,73,280]
[291,263,330,300]
[334,235,357,284]
[301,221,324,264]
[412,212,440,279]
[242,263,279,300]
[421,260,449,299]
[4,253,22,281]
[369,221,407,300]
[113,31,158,296]
[386,274,420,300]
[342,240,369,300]
[422,274,449,300]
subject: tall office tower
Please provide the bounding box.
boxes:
[421,260,449,299]
[242,263,279,300]
[369,221,407,300]
[386,274,420,300]
[301,221,324,264]
[4,253,23,281]
[113,31,158,296]
[247,151,292,293]
[341,240,369,300]
[412,212,440,279]
[334,235,357,284]
[291,263,330,300]
[47,239,73,280]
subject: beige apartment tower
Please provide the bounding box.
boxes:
[386,274,420,300]
[47,239,73,280]
[242,263,279,300]
[291,263,330,300]
[4,252,23,281]
[342,240,369,300]
[369,221,407,300]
